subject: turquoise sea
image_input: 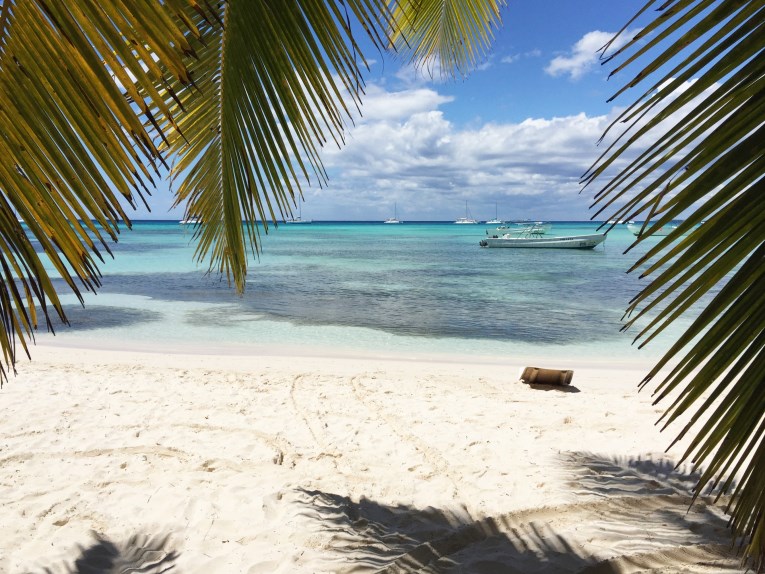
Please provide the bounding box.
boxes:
[36,220,697,365]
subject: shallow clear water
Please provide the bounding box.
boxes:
[35,220,697,363]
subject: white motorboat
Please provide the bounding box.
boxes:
[454,201,478,224]
[480,232,606,249]
[179,216,201,225]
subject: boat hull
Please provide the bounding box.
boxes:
[480,233,606,249]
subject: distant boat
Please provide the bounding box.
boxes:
[384,203,402,224]
[627,223,677,237]
[485,203,503,224]
[454,201,478,224]
[480,232,606,249]
[286,202,312,224]
[179,216,201,225]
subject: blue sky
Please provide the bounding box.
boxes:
[139,1,658,222]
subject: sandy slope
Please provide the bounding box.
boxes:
[0,346,746,573]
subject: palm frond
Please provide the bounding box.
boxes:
[164,0,388,291]
[0,0,506,379]
[163,0,504,292]
[389,0,505,77]
[586,0,765,567]
[0,0,200,381]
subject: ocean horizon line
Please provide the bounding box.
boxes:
[36,218,687,226]
[126,218,658,224]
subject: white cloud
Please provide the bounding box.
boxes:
[311,83,641,221]
[389,53,496,88]
[502,49,541,65]
[163,72,711,223]
[545,29,638,80]
[353,84,453,123]
[309,74,719,222]
[393,59,449,86]
[476,59,493,72]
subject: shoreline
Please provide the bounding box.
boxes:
[2,343,743,573]
[28,336,664,372]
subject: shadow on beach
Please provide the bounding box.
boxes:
[296,453,748,573]
[36,532,177,574]
[526,382,581,393]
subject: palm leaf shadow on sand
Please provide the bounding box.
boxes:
[36,531,178,574]
[296,452,749,573]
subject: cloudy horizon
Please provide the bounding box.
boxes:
[129,2,695,223]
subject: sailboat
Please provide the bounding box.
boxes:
[485,202,503,224]
[285,201,312,224]
[454,201,478,224]
[384,203,402,224]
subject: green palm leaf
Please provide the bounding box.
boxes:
[585,0,765,567]
[163,0,389,291]
[389,0,504,76]
[164,0,505,291]
[0,0,503,380]
[0,0,201,381]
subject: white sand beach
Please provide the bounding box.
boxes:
[0,345,746,573]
